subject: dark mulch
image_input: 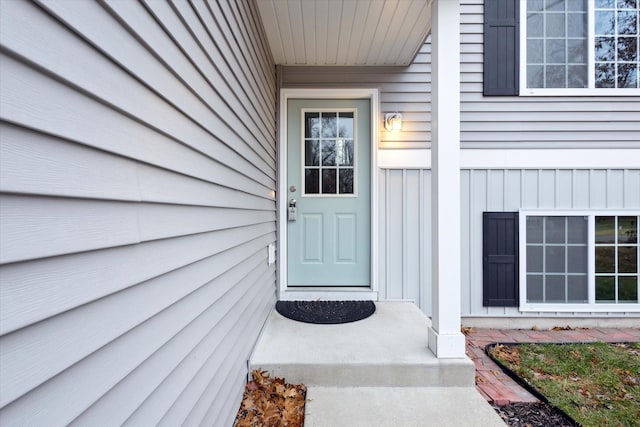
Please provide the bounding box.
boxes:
[494,402,579,427]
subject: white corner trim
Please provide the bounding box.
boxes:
[277,88,380,299]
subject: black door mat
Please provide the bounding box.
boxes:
[275,300,376,324]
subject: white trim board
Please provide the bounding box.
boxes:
[378,148,640,169]
[277,88,380,301]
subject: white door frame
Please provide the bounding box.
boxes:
[278,88,379,301]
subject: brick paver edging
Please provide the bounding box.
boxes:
[464,327,640,406]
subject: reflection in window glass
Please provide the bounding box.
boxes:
[594,215,639,303]
[525,216,588,303]
[322,169,336,194]
[525,0,639,89]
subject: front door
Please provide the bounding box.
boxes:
[287,99,371,286]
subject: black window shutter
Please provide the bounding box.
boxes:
[483,0,519,96]
[483,212,519,306]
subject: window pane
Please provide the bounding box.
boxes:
[305,140,319,166]
[596,62,616,86]
[546,13,566,37]
[619,276,638,302]
[567,216,588,243]
[546,275,566,302]
[596,0,615,8]
[619,246,638,273]
[596,216,616,243]
[617,0,637,8]
[546,39,566,62]
[321,113,337,138]
[618,63,639,87]
[528,65,545,87]
[546,216,566,243]
[528,39,544,63]
[617,36,638,61]
[546,0,564,11]
[596,11,616,34]
[618,216,638,243]
[568,38,588,62]
[528,13,544,37]
[568,275,588,302]
[527,274,544,302]
[305,169,319,194]
[546,246,566,272]
[568,0,587,11]
[339,169,354,194]
[596,246,616,272]
[568,65,588,87]
[546,65,566,87]
[305,113,320,138]
[338,112,354,138]
[617,10,638,35]
[336,139,353,166]
[321,140,336,166]
[527,245,544,272]
[527,217,544,243]
[595,36,616,61]
[322,169,336,194]
[529,0,544,12]
[596,276,616,301]
[568,246,588,273]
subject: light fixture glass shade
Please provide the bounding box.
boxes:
[385,112,402,131]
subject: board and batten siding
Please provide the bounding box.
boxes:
[0,0,276,425]
[379,168,640,317]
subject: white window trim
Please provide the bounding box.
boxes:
[519,209,640,312]
[518,0,640,96]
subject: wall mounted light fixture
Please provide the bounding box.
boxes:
[384,112,402,131]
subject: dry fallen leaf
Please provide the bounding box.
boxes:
[234,370,306,427]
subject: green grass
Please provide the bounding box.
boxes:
[490,342,640,427]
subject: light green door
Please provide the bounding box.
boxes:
[287,99,371,286]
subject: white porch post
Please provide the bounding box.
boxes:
[428,0,465,358]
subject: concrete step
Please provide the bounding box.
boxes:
[249,301,475,387]
[304,386,506,427]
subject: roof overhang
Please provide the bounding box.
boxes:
[255,0,433,66]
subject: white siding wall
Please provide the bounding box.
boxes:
[281,43,431,149]
[0,1,276,425]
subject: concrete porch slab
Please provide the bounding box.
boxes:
[304,386,505,427]
[250,301,475,387]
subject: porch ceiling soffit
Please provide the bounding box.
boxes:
[255,0,433,66]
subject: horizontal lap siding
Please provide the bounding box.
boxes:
[460,0,640,148]
[281,44,432,148]
[0,0,276,425]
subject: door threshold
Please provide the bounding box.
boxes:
[279,288,378,301]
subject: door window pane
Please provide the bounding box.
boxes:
[305,169,319,194]
[305,140,319,166]
[322,169,336,194]
[339,169,354,194]
[321,113,337,138]
[305,113,320,138]
[321,140,336,166]
[338,112,354,138]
